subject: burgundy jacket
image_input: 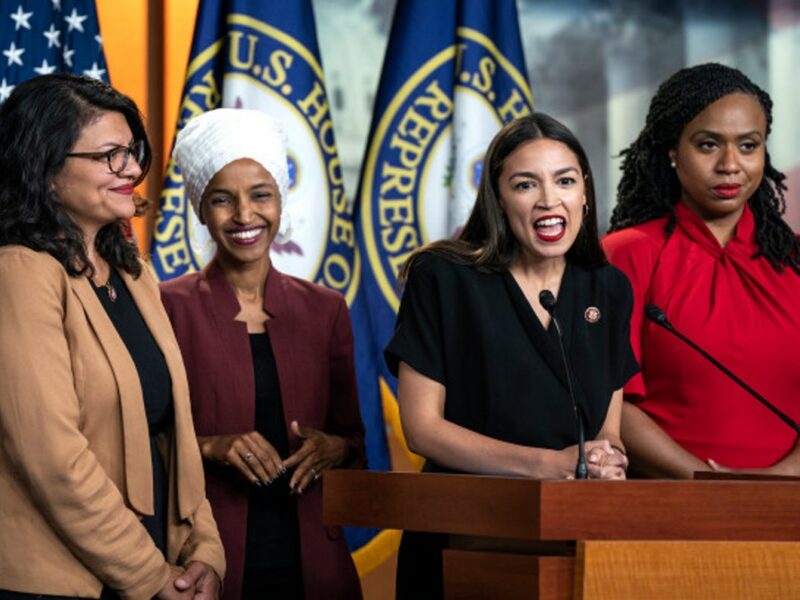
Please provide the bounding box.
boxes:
[161,258,365,599]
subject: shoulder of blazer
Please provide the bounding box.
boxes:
[0,246,71,298]
[280,270,345,306]
[159,270,208,314]
[0,245,68,273]
[160,269,206,298]
[270,269,347,327]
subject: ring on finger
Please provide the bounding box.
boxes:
[311,467,320,480]
[244,452,254,462]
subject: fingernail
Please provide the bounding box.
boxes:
[253,480,262,487]
[279,465,287,474]
[263,478,272,485]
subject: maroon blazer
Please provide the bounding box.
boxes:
[161,258,365,599]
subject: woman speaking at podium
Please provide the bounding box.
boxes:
[604,63,800,479]
[385,113,639,598]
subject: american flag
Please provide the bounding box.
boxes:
[0,0,107,103]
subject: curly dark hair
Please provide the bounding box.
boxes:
[401,112,606,281]
[609,62,799,274]
[0,73,152,278]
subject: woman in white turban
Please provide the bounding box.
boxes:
[161,108,366,599]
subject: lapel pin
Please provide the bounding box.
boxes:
[584,306,601,324]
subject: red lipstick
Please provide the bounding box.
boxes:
[533,214,566,242]
[713,184,741,199]
[111,185,135,195]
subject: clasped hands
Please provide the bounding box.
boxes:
[572,439,628,480]
[157,562,220,600]
[200,420,348,494]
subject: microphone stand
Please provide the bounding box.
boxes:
[645,304,800,435]
[540,291,588,479]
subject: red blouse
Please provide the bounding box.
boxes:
[603,202,800,468]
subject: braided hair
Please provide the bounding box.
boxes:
[609,62,799,274]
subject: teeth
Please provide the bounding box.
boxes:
[535,217,565,228]
[229,228,262,240]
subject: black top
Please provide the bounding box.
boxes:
[242,332,302,597]
[385,253,639,467]
[92,269,172,554]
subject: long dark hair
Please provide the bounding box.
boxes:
[609,62,799,274]
[0,73,152,278]
[401,112,606,281]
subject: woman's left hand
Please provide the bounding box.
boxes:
[174,561,221,600]
[284,420,349,494]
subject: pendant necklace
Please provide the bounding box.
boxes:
[101,278,118,302]
[93,275,117,302]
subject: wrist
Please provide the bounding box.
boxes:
[197,436,217,463]
[332,435,351,467]
[531,447,572,479]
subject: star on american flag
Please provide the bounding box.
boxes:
[0,0,108,104]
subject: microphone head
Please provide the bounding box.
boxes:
[644,304,670,327]
[539,290,557,313]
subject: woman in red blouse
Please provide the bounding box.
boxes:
[603,63,800,478]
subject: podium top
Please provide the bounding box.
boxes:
[324,471,800,541]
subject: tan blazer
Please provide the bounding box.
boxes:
[0,246,225,599]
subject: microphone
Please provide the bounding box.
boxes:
[644,304,800,435]
[539,290,588,479]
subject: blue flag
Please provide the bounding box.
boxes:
[0,0,108,101]
[149,0,390,560]
[351,0,533,560]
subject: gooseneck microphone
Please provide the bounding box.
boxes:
[539,290,588,479]
[644,304,800,435]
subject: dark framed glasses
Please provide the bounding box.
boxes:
[66,139,145,175]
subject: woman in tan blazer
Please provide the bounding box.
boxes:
[0,74,224,599]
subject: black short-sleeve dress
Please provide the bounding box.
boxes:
[384,252,639,598]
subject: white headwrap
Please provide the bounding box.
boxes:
[173,108,290,231]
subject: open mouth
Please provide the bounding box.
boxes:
[226,226,266,245]
[534,215,566,242]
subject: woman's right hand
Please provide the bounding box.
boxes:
[198,432,285,485]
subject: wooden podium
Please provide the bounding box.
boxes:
[323,471,800,599]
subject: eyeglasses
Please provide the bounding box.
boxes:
[66,139,145,175]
